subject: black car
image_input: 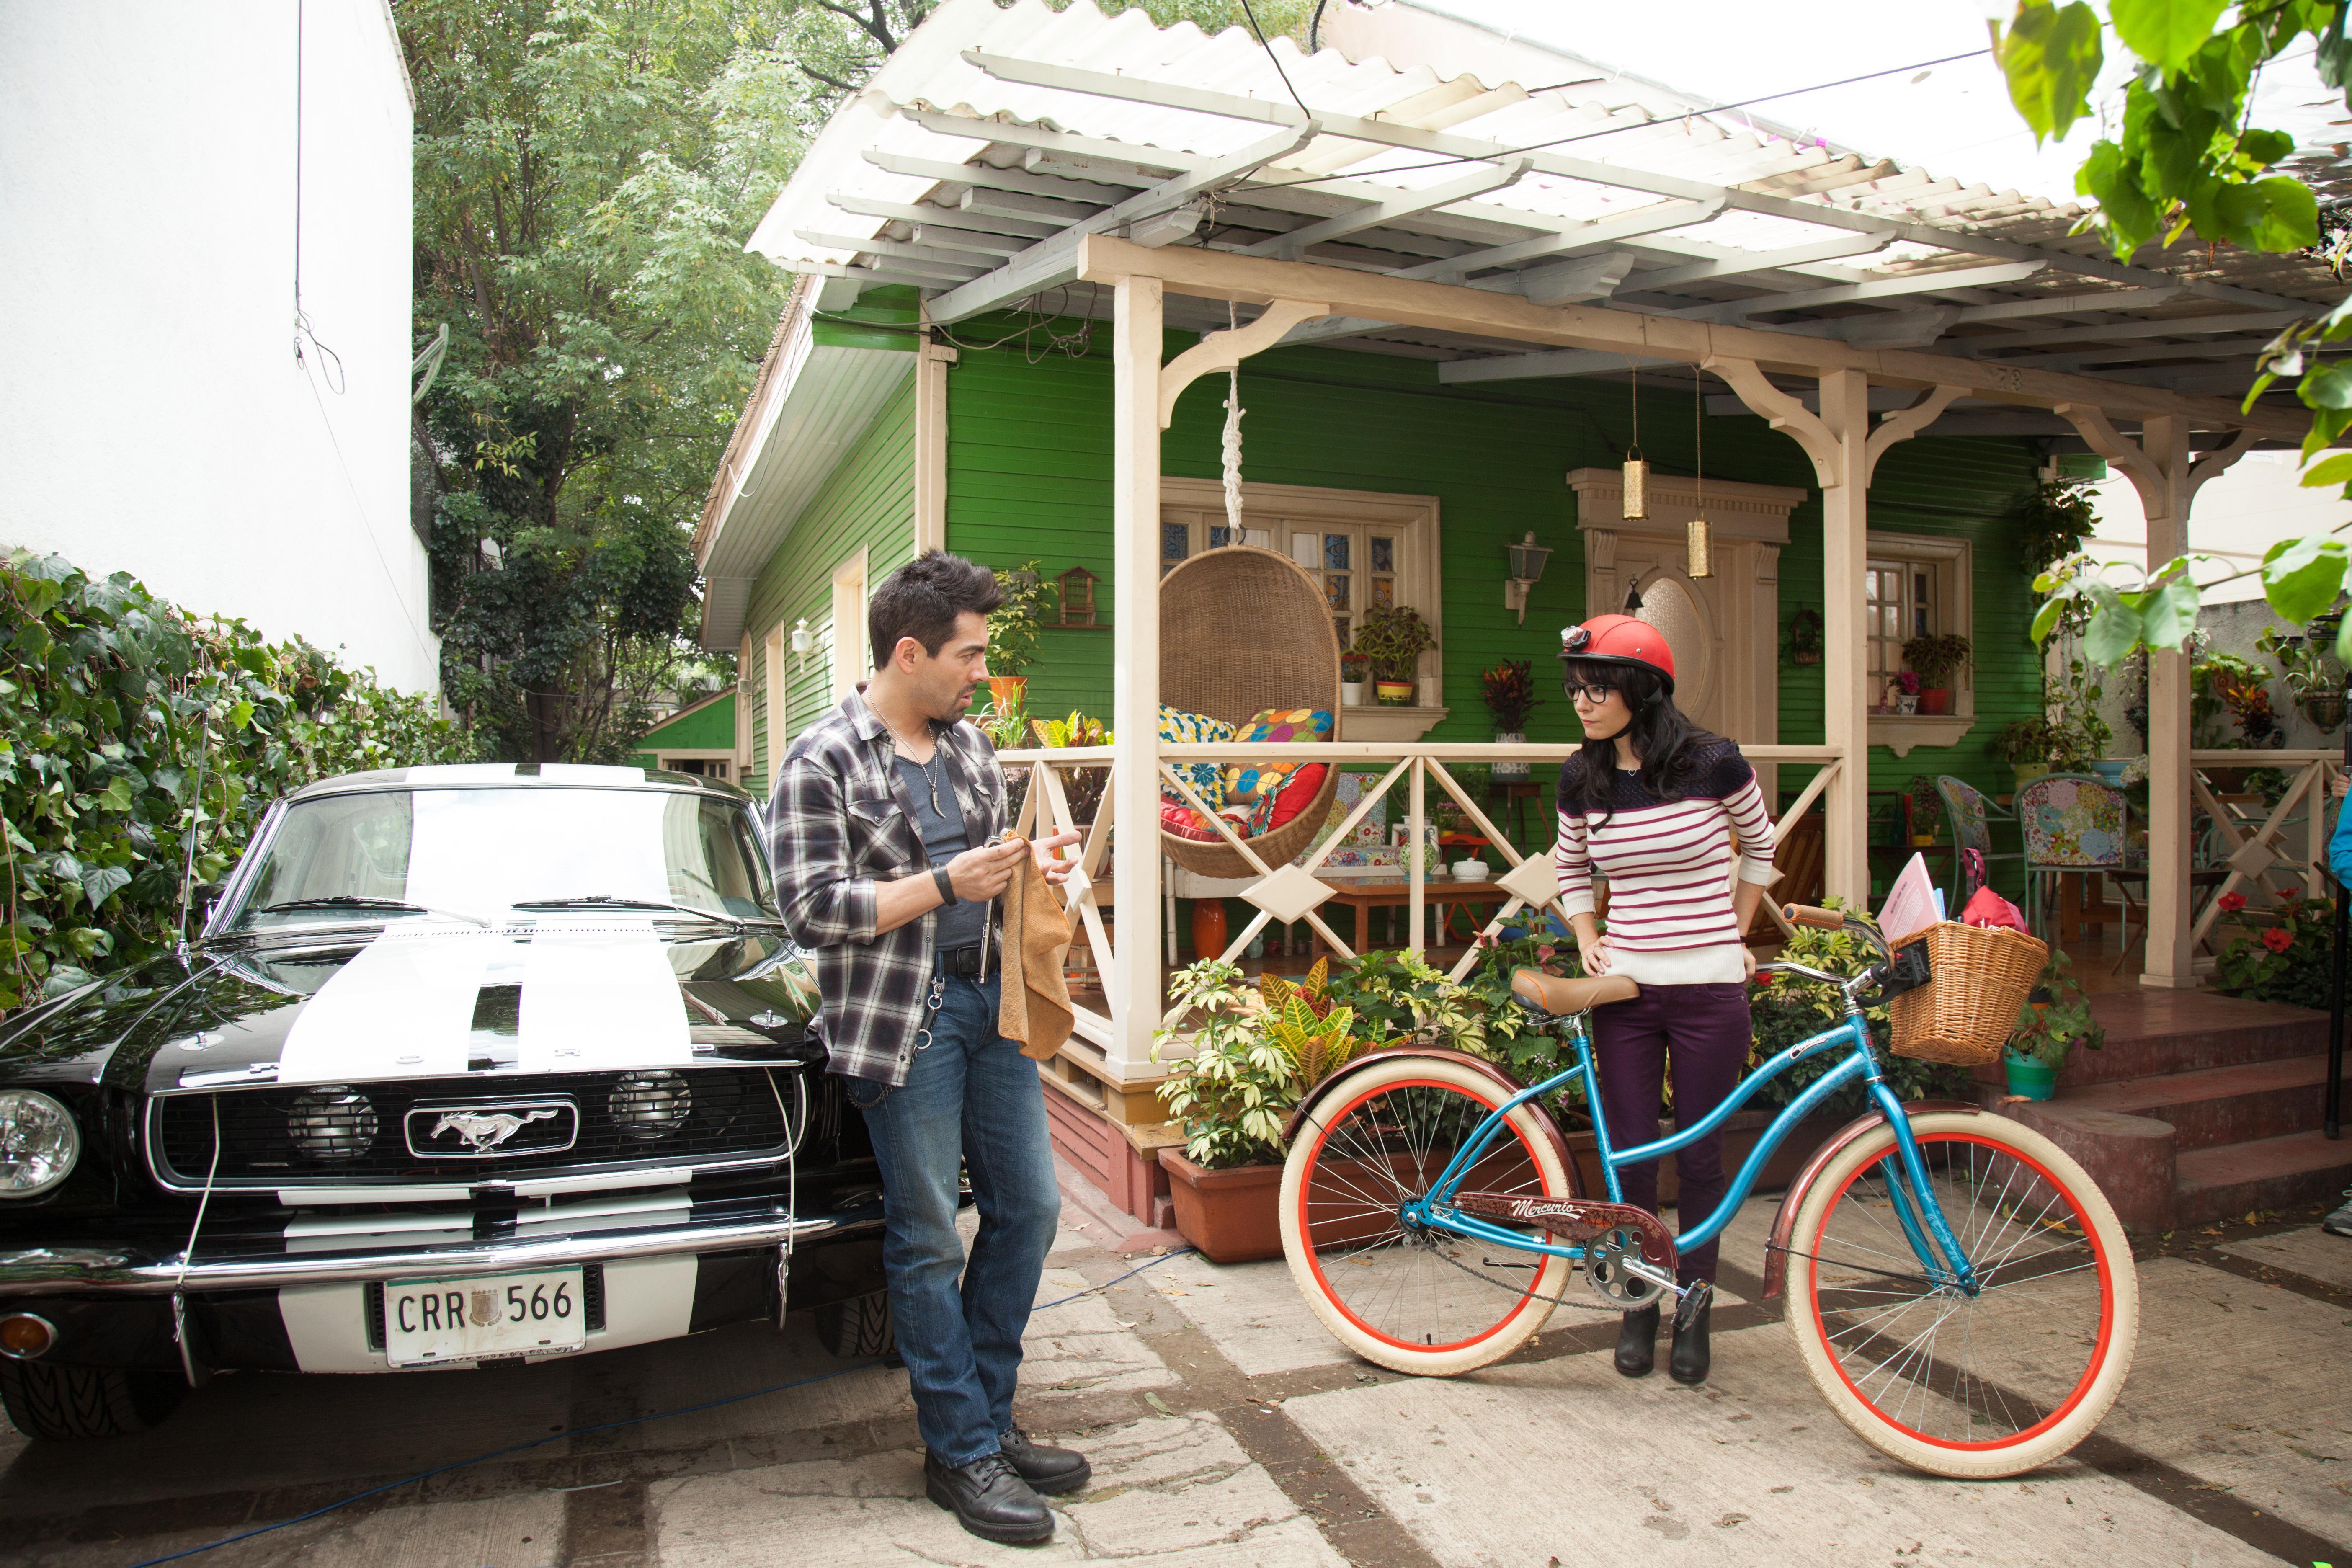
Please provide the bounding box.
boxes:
[0,765,892,1440]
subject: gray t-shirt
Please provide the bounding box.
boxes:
[895,753,986,950]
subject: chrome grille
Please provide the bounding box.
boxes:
[153,1069,787,1187]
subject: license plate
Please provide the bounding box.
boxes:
[384,1267,588,1367]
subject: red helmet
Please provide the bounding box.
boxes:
[1558,614,1676,696]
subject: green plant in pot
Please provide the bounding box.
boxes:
[2004,949,2104,1100]
[2256,621,2347,732]
[1349,604,1438,706]
[1899,632,1971,716]
[1996,717,2055,789]
[1481,658,1540,776]
[1906,778,1942,846]
[986,559,1047,712]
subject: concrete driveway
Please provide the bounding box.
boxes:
[2,1195,2346,1568]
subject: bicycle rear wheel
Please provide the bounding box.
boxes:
[1280,1056,1576,1376]
[1785,1111,2137,1478]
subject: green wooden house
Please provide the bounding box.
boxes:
[631,689,739,781]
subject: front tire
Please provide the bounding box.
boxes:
[813,1289,895,1359]
[1784,1111,2137,1478]
[0,1359,185,1441]
[1281,1056,1577,1376]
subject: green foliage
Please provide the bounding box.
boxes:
[2213,892,2337,1008]
[1323,946,1527,1057]
[1995,717,2053,765]
[2255,621,2344,698]
[1151,960,1301,1168]
[2014,480,2099,580]
[1900,633,1972,687]
[404,0,803,762]
[1748,900,1970,1115]
[0,552,476,1012]
[1479,660,1540,732]
[2194,650,2279,743]
[1994,0,2107,142]
[986,561,1049,678]
[1346,605,1439,684]
[2009,949,2105,1070]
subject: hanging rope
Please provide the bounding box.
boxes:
[1221,301,1246,542]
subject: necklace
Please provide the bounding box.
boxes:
[881,714,944,813]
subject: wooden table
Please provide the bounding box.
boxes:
[1305,877,1511,959]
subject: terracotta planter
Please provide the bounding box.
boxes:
[1375,680,1416,707]
[1919,688,1950,716]
[1158,1148,1284,1263]
[986,675,1028,712]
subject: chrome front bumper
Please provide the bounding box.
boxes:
[0,1198,884,1298]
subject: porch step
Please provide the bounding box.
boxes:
[2174,1132,2352,1227]
[1970,990,2327,1089]
[2019,1056,2334,1151]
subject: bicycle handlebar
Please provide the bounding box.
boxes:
[1783,904,1845,930]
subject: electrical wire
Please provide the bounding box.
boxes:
[120,1246,1197,1568]
[1237,0,1313,123]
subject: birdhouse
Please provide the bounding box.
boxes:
[1057,566,1098,627]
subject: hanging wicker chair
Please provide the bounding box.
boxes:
[1158,546,1343,879]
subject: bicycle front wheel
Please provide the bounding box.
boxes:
[1785,1111,2138,1478]
[1280,1056,1576,1376]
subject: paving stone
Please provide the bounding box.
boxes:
[2215,1223,2352,1290]
[2096,1257,2352,1542]
[1141,1252,1353,1378]
[1279,1316,2283,1568]
[646,1414,1346,1567]
[2,1491,565,1568]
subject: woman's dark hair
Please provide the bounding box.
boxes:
[867,550,1002,668]
[1563,658,1711,820]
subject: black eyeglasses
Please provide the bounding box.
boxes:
[1567,683,1621,704]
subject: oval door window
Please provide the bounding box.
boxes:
[1634,573,1715,728]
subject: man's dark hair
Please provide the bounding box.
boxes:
[867,550,1002,668]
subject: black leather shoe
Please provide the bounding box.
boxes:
[924,1450,1053,1544]
[1670,1291,1712,1385]
[1000,1427,1091,1495]
[1614,1303,1659,1378]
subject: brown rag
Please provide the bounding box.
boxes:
[996,838,1075,1061]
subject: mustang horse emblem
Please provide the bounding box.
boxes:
[431,1108,559,1153]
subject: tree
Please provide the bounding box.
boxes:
[1988,0,2352,660]
[403,0,808,761]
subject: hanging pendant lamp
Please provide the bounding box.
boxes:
[1687,368,1713,578]
[1622,359,1648,520]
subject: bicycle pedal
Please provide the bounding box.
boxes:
[1672,1281,1713,1332]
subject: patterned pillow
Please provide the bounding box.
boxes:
[1158,704,1234,812]
[1222,707,1333,803]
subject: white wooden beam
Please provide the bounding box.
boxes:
[1702,355,1842,489]
[1623,230,1899,292]
[1109,276,1163,1072]
[793,230,991,278]
[1390,198,1726,282]
[1156,301,1328,427]
[1950,286,2183,323]
[861,148,1135,204]
[1238,159,1531,261]
[825,191,1060,239]
[1683,263,2046,320]
[1951,308,2302,353]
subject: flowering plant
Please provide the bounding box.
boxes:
[2218,890,2248,914]
[2213,893,2335,1008]
[1898,671,1922,695]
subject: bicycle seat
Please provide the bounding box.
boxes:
[1511,969,1639,1014]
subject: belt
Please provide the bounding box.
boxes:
[936,944,988,977]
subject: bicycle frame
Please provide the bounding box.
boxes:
[1401,1006,1982,1295]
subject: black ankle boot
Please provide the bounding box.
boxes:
[1670,1290,1712,1385]
[1614,1302,1660,1378]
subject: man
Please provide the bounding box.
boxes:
[769,551,1086,1545]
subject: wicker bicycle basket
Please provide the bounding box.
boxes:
[1885,921,2049,1066]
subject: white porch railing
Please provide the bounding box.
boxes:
[2187,750,2343,952]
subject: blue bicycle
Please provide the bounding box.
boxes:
[1278,907,2138,1478]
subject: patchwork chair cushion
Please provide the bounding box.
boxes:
[1158,704,1235,812]
[1222,707,1333,802]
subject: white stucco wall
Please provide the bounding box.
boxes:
[2083,448,2352,606]
[0,0,436,692]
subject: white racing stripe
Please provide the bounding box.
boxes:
[517,914,693,1072]
[275,927,507,1085]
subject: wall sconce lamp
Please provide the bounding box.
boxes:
[1503,531,1552,624]
[789,617,813,666]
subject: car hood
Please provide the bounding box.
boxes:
[0,918,822,1096]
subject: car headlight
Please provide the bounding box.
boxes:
[0,1091,80,1197]
[609,1071,692,1141]
[285,1087,378,1162]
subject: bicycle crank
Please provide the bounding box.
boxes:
[1583,1225,1673,1309]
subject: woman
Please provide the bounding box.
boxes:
[1553,615,1778,1385]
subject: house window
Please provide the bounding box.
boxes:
[1290,526,1402,649]
[1865,558,1940,692]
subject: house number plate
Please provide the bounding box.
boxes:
[384,1267,588,1367]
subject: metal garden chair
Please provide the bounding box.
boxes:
[1932,775,2022,908]
[2017,772,2137,953]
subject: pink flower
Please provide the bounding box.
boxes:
[2218,892,2247,914]
[2262,928,2293,954]
[1536,944,1555,960]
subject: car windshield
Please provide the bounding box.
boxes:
[225,787,779,933]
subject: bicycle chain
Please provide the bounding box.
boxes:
[1411,1231,1620,1314]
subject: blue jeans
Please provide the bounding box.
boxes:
[843,970,1060,1465]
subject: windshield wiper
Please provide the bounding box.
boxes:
[510,895,749,926]
[255,896,488,927]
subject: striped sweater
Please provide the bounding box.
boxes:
[1554,738,1779,986]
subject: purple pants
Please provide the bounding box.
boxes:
[1590,981,1754,1284]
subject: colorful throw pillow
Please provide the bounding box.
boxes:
[1158,800,1225,842]
[1158,704,1234,812]
[1222,707,1333,803]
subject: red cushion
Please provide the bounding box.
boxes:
[1158,801,1224,842]
[1263,763,1329,830]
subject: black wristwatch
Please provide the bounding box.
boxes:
[933,867,958,906]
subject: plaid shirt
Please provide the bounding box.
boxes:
[768,691,1007,1087]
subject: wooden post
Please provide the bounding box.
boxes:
[1408,757,1426,954]
[1817,369,1872,908]
[1109,277,1165,1073]
[912,338,956,553]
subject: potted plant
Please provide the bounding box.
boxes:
[2004,949,2104,1100]
[1340,654,1369,707]
[1894,671,1920,715]
[1481,659,1540,778]
[1907,778,1941,846]
[1151,960,1364,1263]
[1030,709,1113,829]
[1901,632,1971,716]
[1996,717,2054,789]
[987,560,1048,712]
[1787,608,1823,666]
[1349,604,1438,707]
[2257,622,2347,732]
